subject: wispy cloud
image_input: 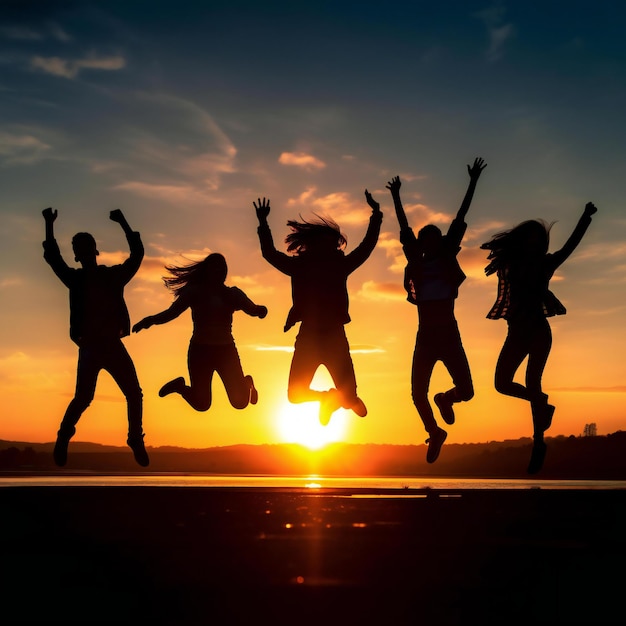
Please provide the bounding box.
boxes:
[254,344,295,353]
[31,54,126,79]
[0,129,51,165]
[286,186,371,225]
[0,277,23,289]
[549,386,626,393]
[349,344,385,354]
[0,22,70,42]
[251,343,384,355]
[475,5,514,62]
[32,91,240,202]
[376,232,405,274]
[356,280,406,302]
[487,24,513,61]
[279,151,326,171]
[113,181,209,205]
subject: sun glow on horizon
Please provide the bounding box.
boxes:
[276,401,349,450]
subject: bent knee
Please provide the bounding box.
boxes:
[71,395,94,412]
[231,399,249,410]
[189,395,211,411]
[494,373,511,394]
[494,379,511,395]
[456,386,474,402]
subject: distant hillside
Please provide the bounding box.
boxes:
[1,432,626,479]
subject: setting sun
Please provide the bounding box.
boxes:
[276,401,349,450]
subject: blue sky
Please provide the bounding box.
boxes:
[1,1,625,448]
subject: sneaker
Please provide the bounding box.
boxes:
[158,376,185,398]
[53,426,75,467]
[319,389,341,426]
[540,404,555,432]
[246,375,258,405]
[127,435,150,467]
[434,393,455,425]
[527,439,547,475]
[425,427,447,464]
[350,397,367,418]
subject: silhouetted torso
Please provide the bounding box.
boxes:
[43,232,143,343]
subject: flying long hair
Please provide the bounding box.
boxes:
[284,214,347,254]
[163,253,227,297]
[481,219,552,277]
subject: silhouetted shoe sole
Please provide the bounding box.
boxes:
[247,376,258,405]
[350,397,367,417]
[159,377,185,397]
[527,440,547,475]
[127,437,150,467]
[434,393,455,425]
[426,428,447,464]
[319,390,341,426]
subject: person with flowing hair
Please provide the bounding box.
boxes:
[481,202,598,473]
[254,192,382,425]
[387,158,486,463]
[133,253,267,412]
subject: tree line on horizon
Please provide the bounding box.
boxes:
[1,431,625,479]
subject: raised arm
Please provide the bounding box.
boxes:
[456,157,487,223]
[43,207,57,243]
[386,176,410,231]
[254,197,293,275]
[132,296,190,333]
[550,202,598,270]
[42,207,73,286]
[110,209,144,278]
[344,190,383,272]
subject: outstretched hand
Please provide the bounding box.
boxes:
[385,176,401,196]
[42,207,58,222]
[468,157,487,181]
[254,197,271,221]
[256,305,268,319]
[584,202,598,217]
[132,317,152,333]
[364,189,381,213]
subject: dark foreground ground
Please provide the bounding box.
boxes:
[1,486,624,624]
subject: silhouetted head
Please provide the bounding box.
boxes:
[417,224,443,257]
[285,215,347,255]
[482,219,552,275]
[200,253,228,286]
[72,232,99,264]
[513,220,550,255]
[163,253,228,296]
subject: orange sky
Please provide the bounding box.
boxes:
[1,2,625,449]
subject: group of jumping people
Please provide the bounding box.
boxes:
[42,157,597,474]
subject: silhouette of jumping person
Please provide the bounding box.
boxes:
[481,202,598,474]
[133,253,267,411]
[42,208,148,467]
[387,158,487,463]
[254,193,382,425]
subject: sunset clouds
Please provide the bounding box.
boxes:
[279,152,326,171]
[31,54,126,79]
[0,1,624,448]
